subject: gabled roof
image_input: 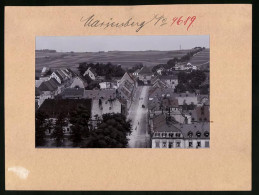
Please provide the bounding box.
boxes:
[138,67,153,75]
[56,69,67,80]
[67,68,76,77]
[53,71,64,82]
[120,72,135,85]
[88,67,97,76]
[153,115,181,133]
[133,69,141,74]
[38,78,59,92]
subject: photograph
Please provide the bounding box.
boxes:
[35,35,210,148]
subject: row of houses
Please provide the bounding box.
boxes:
[147,85,210,148]
[151,114,209,148]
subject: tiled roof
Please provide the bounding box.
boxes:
[62,88,84,97]
[138,67,153,75]
[153,114,210,139]
[38,99,92,118]
[149,87,175,98]
[84,89,116,100]
[54,71,64,82]
[174,122,210,139]
[153,115,181,133]
[38,78,59,92]
[190,105,210,122]
[35,87,42,96]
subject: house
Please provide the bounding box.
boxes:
[84,89,117,100]
[91,98,127,121]
[132,69,141,77]
[99,81,118,90]
[138,67,153,84]
[83,67,97,80]
[160,75,178,89]
[117,72,137,104]
[40,67,50,77]
[61,88,84,99]
[186,62,197,70]
[156,67,164,75]
[38,78,61,97]
[38,99,92,135]
[151,114,210,148]
[50,71,65,84]
[70,76,88,89]
[151,77,167,88]
[83,89,127,128]
[35,79,44,87]
[189,105,210,122]
[118,72,136,87]
[148,87,175,100]
[175,92,198,106]
[175,62,187,71]
[35,87,48,108]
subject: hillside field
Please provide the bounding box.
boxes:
[189,48,210,70]
[35,50,191,71]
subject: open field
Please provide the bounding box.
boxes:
[35,50,191,71]
[189,48,210,70]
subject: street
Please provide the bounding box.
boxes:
[127,86,150,148]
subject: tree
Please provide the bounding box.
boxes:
[166,57,178,69]
[83,113,132,148]
[78,63,88,75]
[35,110,47,147]
[51,113,67,147]
[69,105,91,147]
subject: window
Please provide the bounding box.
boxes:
[169,133,173,138]
[162,142,167,148]
[189,142,193,148]
[188,131,193,138]
[204,131,209,137]
[196,131,201,137]
[169,142,173,148]
[176,142,181,148]
[197,141,201,147]
[205,141,209,148]
[109,107,112,110]
[155,141,160,148]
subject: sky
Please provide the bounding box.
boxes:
[36,35,209,52]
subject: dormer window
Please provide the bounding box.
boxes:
[204,131,209,137]
[196,131,201,137]
[188,131,193,138]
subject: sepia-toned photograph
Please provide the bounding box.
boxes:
[35,35,210,148]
